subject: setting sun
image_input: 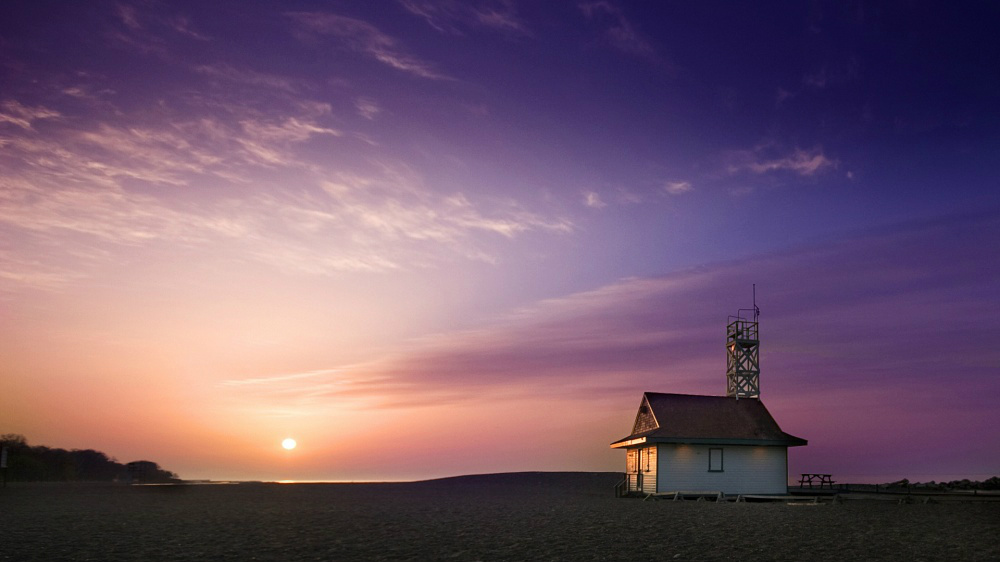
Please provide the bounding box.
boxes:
[282,438,297,451]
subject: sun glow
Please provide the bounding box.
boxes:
[281,438,297,450]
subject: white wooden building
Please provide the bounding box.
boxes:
[610,392,806,495]
[610,313,807,496]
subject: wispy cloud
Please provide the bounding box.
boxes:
[475,4,529,34]
[0,97,572,285]
[582,188,644,207]
[223,369,342,387]
[749,148,836,175]
[116,4,142,30]
[400,0,529,36]
[194,64,299,93]
[779,61,860,103]
[583,191,606,208]
[166,14,210,41]
[244,116,341,143]
[729,146,837,177]
[0,100,60,129]
[314,169,572,263]
[109,3,209,59]
[355,98,381,120]
[579,1,656,59]
[61,85,117,102]
[3,123,213,190]
[287,12,450,80]
[115,3,209,39]
[803,67,828,89]
[664,181,692,195]
[236,116,341,165]
[614,187,642,205]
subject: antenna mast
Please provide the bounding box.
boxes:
[753,283,759,322]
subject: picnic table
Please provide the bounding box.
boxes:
[799,473,836,489]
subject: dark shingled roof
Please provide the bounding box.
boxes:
[610,392,807,448]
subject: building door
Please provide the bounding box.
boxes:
[639,446,656,494]
[626,448,639,492]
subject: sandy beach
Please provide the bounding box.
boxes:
[2,473,997,561]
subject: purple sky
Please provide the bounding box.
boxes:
[1,1,998,482]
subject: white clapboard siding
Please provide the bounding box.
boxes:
[656,444,787,495]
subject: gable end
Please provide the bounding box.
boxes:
[631,395,659,434]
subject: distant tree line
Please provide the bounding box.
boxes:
[1,434,179,483]
[882,477,1000,491]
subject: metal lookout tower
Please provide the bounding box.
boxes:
[726,286,760,399]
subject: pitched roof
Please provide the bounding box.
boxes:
[610,392,807,448]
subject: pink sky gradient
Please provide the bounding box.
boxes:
[4,212,996,481]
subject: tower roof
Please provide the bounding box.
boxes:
[610,392,807,448]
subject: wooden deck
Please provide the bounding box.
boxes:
[736,494,820,504]
[644,490,724,501]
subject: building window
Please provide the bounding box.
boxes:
[627,449,638,473]
[708,448,723,472]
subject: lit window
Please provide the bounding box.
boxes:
[709,448,723,472]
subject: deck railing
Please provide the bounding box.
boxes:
[614,476,629,497]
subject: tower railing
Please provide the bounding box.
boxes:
[726,317,758,342]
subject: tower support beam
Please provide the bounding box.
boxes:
[726,317,759,399]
